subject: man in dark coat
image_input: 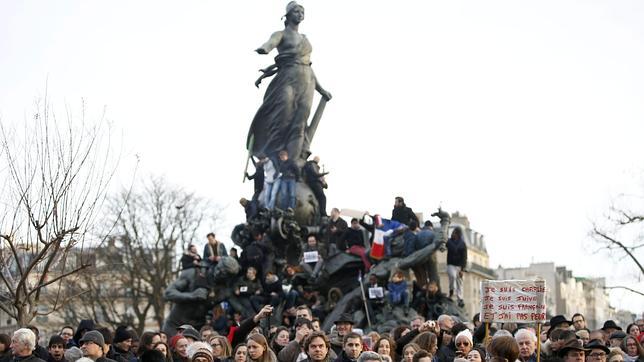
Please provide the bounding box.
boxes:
[446,227,467,307]
[79,331,117,362]
[26,326,49,362]
[303,156,329,217]
[328,208,348,249]
[334,333,362,362]
[245,154,267,202]
[110,327,135,362]
[391,197,419,226]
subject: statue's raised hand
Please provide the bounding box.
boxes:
[319,89,332,101]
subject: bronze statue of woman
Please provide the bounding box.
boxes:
[247,1,332,162]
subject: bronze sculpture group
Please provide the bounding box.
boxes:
[163,2,464,335]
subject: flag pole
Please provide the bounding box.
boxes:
[243,134,255,183]
[358,270,372,329]
[536,323,542,362]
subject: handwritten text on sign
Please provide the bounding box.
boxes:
[480,280,546,323]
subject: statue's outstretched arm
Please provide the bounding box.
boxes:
[164,278,208,302]
[255,31,283,54]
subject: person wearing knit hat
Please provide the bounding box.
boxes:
[79,331,105,361]
[65,347,83,362]
[187,342,213,362]
[455,330,473,358]
[112,327,135,362]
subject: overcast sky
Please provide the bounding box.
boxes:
[1,1,643,313]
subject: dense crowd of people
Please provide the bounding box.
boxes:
[175,194,465,330]
[2,312,644,362]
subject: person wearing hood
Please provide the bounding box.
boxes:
[74,321,96,348]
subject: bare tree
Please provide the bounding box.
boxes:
[59,176,223,334]
[591,186,644,294]
[0,99,120,326]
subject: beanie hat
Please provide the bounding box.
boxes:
[114,326,132,344]
[192,349,213,362]
[187,342,213,362]
[79,331,105,349]
[64,347,83,362]
[455,329,473,346]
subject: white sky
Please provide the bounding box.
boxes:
[1,1,643,314]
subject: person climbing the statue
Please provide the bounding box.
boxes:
[276,150,299,210]
[303,155,329,217]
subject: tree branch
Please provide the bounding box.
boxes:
[603,286,644,297]
[593,227,644,276]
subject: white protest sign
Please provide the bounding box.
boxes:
[480,280,547,323]
[303,251,319,263]
[368,287,384,299]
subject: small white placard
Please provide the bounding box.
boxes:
[368,287,384,299]
[303,251,319,263]
[240,286,248,293]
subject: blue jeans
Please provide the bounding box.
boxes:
[267,179,280,209]
[279,178,296,209]
[264,181,275,208]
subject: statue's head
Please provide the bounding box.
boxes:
[285,1,305,25]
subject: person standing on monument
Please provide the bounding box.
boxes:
[245,154,267,202]
[203,233,227,269]
[247,1,332,162]
[276,150,299,210]
[303,155,329,217]
[446,227,467,307]
[391,197,419,226]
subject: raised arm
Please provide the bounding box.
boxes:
[256,31,284,54]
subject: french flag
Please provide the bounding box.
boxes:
[369,215,402,260]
